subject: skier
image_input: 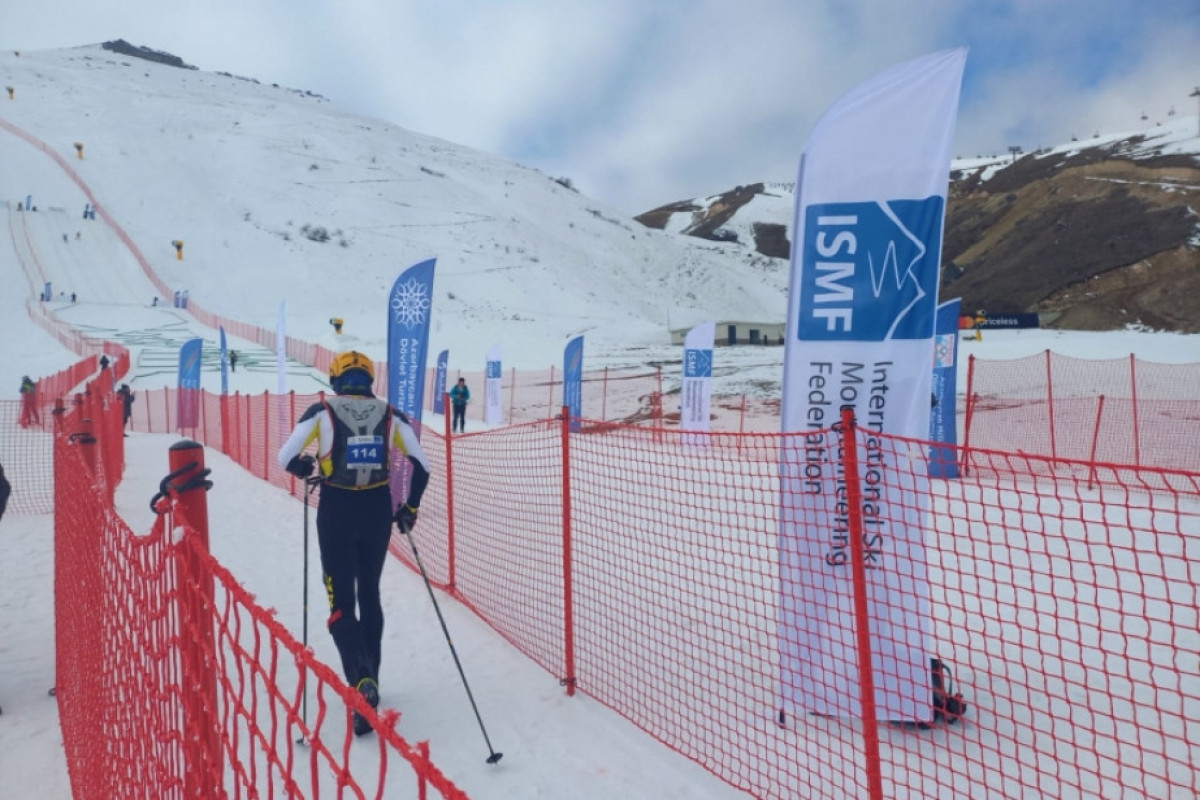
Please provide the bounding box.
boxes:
[117,384,135,435]
[229,350,238,372]
[449,377,470,433]
[18,376,39,428]
[276,350,431,736]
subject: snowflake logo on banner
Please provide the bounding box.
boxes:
[391,277,431,329]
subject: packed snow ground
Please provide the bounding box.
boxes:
[2,43,1198,800]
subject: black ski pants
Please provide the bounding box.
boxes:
[316,483,393,687]
[452,403,466,433]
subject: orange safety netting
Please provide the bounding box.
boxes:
[52,393,468,799]
[109,385,1198,800]
[436,415,1199,799]
[964,352,1200,473]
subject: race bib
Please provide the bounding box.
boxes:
[346,435,384,470]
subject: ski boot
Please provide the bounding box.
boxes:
[353,677,380,737]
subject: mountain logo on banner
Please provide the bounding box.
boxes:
[798,197,944,341]
[390,276,432,329]
[684,347,713,378]
[934,332,956,369]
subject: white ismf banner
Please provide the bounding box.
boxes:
[484,343,502,425]
[779,48,966,723]
[681,321,714,446]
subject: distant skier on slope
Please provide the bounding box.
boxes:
[19,376,40,428]
[117,384,135,435]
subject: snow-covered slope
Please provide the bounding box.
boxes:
[1,44,786,369]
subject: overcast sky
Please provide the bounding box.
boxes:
[5,0,1198,214]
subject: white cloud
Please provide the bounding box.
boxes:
[3,0,1197,213]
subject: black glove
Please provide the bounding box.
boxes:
[394,503,418,534]
[286,454,316,478]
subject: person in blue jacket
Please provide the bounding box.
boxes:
[277,350,431,736]
[449,377,470,433]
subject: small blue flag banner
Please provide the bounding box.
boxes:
[929,298,962,478]
[433,349,449,415]
[219,326,229,396]
[563,336,584,432]
[484,344,502,425]
[681,321,715,446]
[177,337,203,429]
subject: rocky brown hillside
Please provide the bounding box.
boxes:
[636,127,1200,332]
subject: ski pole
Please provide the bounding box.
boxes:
[298,476,319,743]
[404,528,503,765]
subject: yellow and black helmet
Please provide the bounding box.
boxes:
[330,350,375,392]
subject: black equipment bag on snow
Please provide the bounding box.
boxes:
[931,657,967,724]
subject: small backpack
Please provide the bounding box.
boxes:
[931,657,967,724]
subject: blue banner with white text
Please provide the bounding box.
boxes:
[177,337,203,429]
[219,326,229,396]
[387,258,436,425]
[929,297,961,478]
[682,321,715,447]
[433,349,449,415]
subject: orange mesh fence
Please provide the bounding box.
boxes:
[0,399,55,514]
[2,354,125,514]
[41,374,1200,798]
[52,392,470,799]
[414,420,569,672]
[409,413,1199,799]
[965,352,1200,473]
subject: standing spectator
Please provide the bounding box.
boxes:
[117,384,135,436]
[19,376,39,428]
[449,377,470,434]
[99,353,110,371]
[229,350,238,372]
[0,463,10,523]
[276,350,431,737]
